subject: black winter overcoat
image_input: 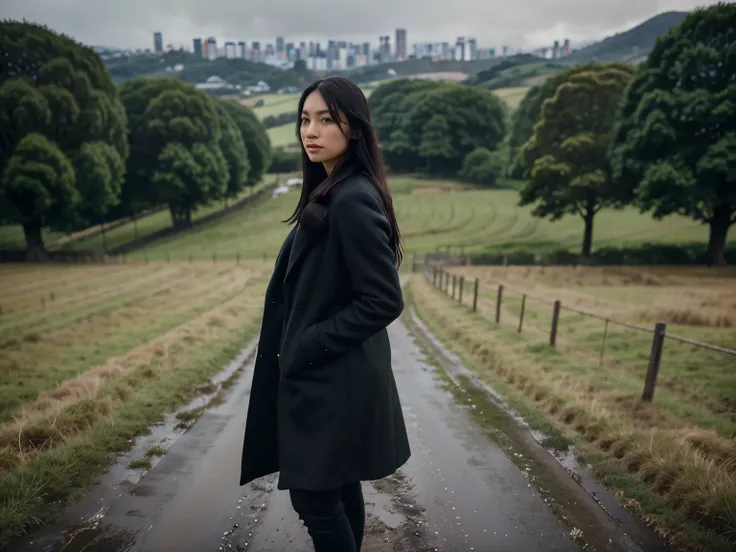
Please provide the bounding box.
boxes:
[239,174,411,491]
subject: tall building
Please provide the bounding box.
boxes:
[454,37,465,61]
[153,32,163,54]
[395,28,407,61]
[193,38,203,58]
[276,36,285,54]
[379,35,391,61]
[468,38,477,61]
[238,41,247,59]
[207,37,217,60]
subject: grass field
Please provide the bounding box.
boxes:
[253,82,378,121]
[491,86,529,111]
[267,122,299,147]
[409,268,736,551]
[119,182,731,262]
[0,261,270,546]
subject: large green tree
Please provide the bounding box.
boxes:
[369,80,508,175]
[119,77,228,227]
[218,99,272,189]
[519,64,635,256]
[609,3,736,265]
[507,62,633,179]
[368,78,442,143]
[0,21,129,259]
[403,84,508,174]
[419,115,455,174]
[215,102,250,200]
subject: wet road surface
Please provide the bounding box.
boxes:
[13,296,664,552]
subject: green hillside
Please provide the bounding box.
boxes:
[563,11,689,64]
[119,177,732,262]
[103,50,312,90]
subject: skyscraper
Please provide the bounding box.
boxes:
[468,38,477,61]
[193,38,203,58]
[153,32,163,54]
[207,37,217,60]
[395,28,407,61]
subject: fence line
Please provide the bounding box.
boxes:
[416,261,736,403]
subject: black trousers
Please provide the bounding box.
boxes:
[289,481,365,552]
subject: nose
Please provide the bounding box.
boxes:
[303,120,318,139]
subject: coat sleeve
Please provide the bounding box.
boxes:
[299,188,403,362]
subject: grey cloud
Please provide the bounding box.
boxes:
[1,0,721,50]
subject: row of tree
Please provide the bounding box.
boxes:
[509,3,734,264]
[0,21,272,259]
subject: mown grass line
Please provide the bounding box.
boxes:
[0,265,258,422]
[0,281,267,549]
[408,275,736,552]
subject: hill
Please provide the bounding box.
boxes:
[103,50,313,91]
[464,57,563,89]
[344,55,542,83]
[563,11,689,64]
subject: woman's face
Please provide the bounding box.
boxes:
[300,90,351,174]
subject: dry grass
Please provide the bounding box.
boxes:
[0,262,269,547]
[462,265,736,328]
[410,273,736,551]
[442,265,736,424]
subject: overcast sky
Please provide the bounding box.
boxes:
[1,0,721,51]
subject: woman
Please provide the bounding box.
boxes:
[240,76,411,552]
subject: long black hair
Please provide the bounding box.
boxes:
[284,76,403,267]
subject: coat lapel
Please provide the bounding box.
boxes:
[284,223,314,286]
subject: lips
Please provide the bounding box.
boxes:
[306,144,322,151]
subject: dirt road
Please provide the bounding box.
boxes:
[14,301,668,552]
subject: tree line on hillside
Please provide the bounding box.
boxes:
[0,20,272,260]
[368,79,508,186]
[370,3,734,265]
[105,51,313,91]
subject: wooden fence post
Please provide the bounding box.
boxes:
[495,284,504,323]
[518,294,526,333]
[452,275,457,299]
[550,300,561,346]
[459,276,464,304]
[642,322,666,402]
[472,278,479,311]
[432,266,437,287]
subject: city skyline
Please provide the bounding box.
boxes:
[2,1,721,54]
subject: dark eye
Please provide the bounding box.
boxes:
[322,117,333,123]
[300,117,309,125]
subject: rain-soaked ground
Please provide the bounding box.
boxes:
[12,288,671,552]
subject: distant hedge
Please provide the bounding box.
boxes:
[269,149,301,173]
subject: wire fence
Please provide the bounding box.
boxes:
[418,261,736,404]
